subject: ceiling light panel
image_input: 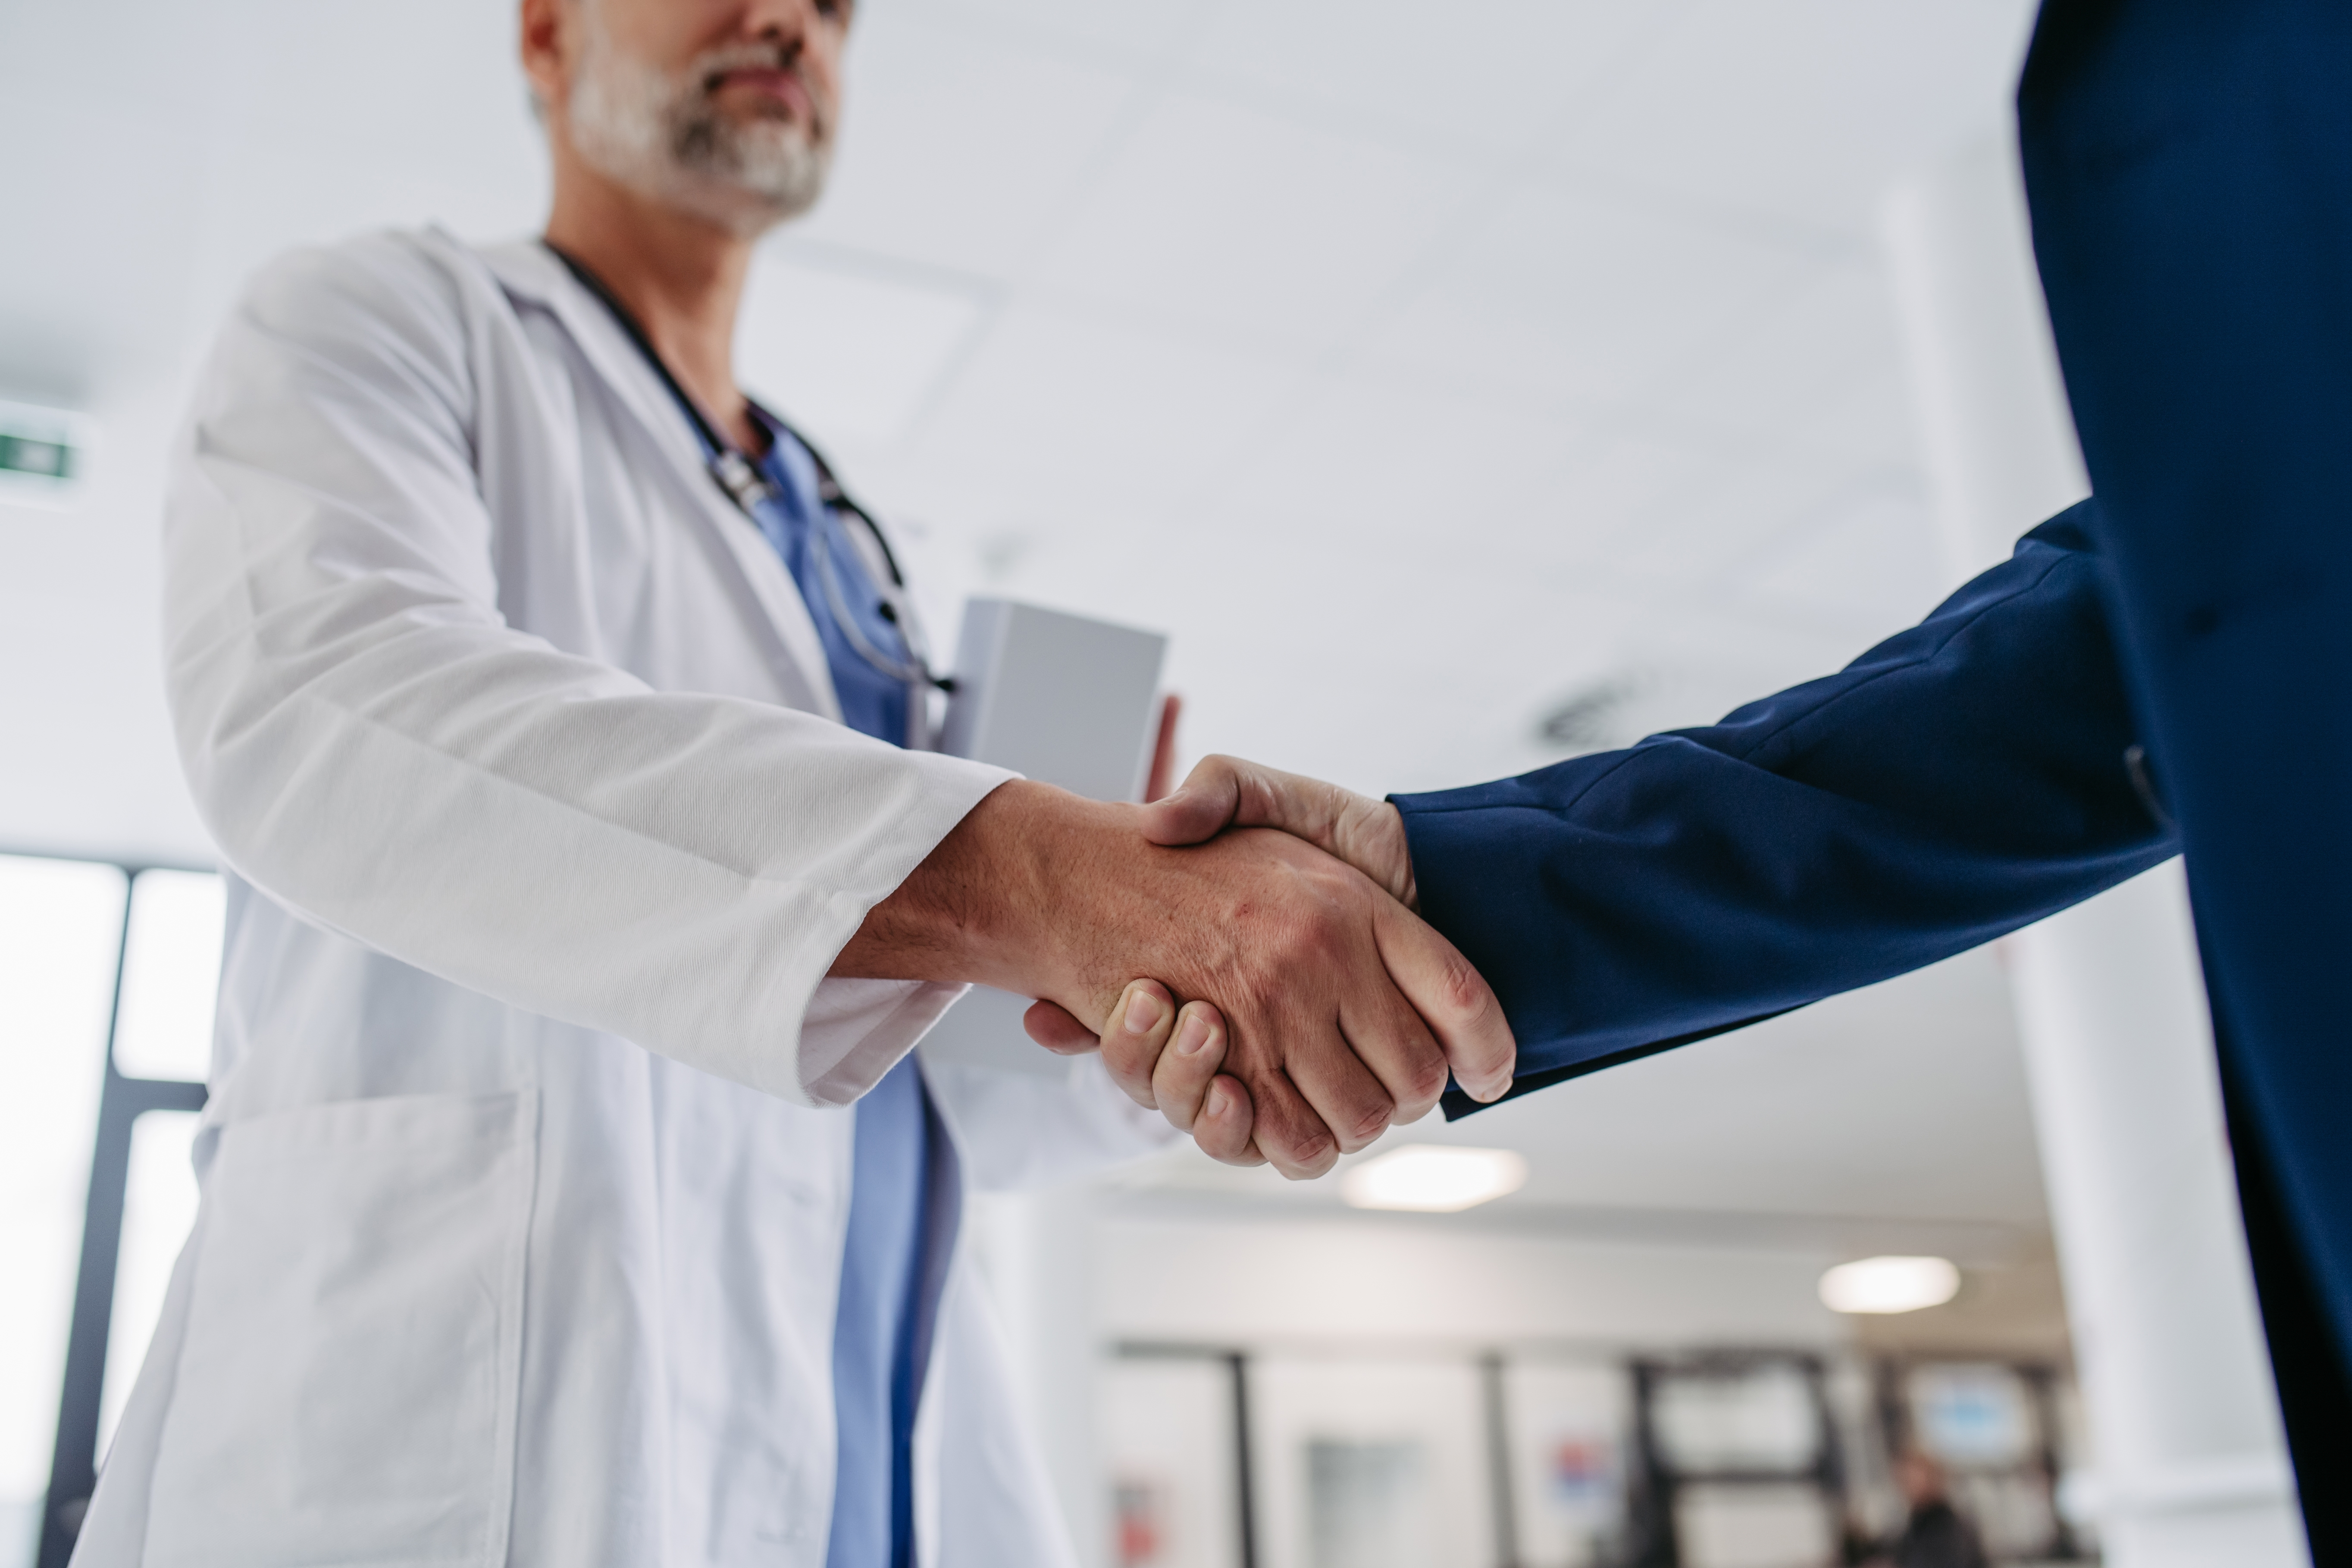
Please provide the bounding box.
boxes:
[1818,1255,1961,1314]
[1342,1145,1529,1213]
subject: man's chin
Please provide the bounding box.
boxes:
[666,170,822,239]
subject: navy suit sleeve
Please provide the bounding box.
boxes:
[1399,501,2178,1116]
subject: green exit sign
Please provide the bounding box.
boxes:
[0,432,74,480]
[0,401,93,508]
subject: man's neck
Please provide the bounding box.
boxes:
[544,159,764,454]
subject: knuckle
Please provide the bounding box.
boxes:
[1285,1123,1335,1171]
[1154,1071,1194,1124]
[1340,1099,1392,1149]
[1401,1051,1450,1108]
[1280,911,1347,968]
[1101,1040,1148,1086]
[1148,1058,1188,1100]
[1436,949,1488,1019]
[1179,998,1225,1042]
[1156,1082,1200,1130]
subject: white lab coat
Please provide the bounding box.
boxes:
[75,228,1170,1568]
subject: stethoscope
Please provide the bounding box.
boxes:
[546,242,954,696]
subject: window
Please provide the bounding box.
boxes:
[0,854,216,1568]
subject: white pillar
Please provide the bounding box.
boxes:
[1883,134,2306,1567]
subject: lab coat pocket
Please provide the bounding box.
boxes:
[144,1090,537,1568]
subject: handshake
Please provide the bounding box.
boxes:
[840,755,1518,1178]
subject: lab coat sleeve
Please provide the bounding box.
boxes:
[163,235,1013,1107]
[922,1055,1181,1193]
[1397,503,2181,1114]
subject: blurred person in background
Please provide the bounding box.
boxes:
[71,0,1511,1565]
[1884,1453,1989,1568]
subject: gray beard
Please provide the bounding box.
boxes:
[568,28,832,238]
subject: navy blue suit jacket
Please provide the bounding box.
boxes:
[1404,503,2174,1111]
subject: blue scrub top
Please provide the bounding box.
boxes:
[745,414,911,747]
[745,415,936,1568]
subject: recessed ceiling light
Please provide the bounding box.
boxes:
[1818,1255,1961,1314]
[1340,1144,1528,1213]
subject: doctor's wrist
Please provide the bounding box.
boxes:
[830,778,1140,1024]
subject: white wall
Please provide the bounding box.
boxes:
[1101,1211,1848,1352]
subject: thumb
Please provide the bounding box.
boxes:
[1371,898,1517,1102]
[1140,754,1365,852]
[1137,755,1248,846]
[1143,755,1416,909]
[1022,998,1100,1055]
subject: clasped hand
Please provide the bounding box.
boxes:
[1024,757,1513,1176]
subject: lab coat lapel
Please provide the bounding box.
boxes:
[475,237,843,723]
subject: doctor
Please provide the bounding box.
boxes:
[75,0,1515,1564]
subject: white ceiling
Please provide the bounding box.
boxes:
[772,0,2041,818]
[0,0,2056,1238]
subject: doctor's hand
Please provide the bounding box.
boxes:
[836,779,1510,1178]
[1030,981,1264,1164]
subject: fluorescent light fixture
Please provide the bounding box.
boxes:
[1340,1144,1527,1212]
[1818,1255,1961,1314]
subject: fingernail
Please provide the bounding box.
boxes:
[1174,1013,1215,1056]
[1206,1080,1230,1116]
[1123,988,1164,1036]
